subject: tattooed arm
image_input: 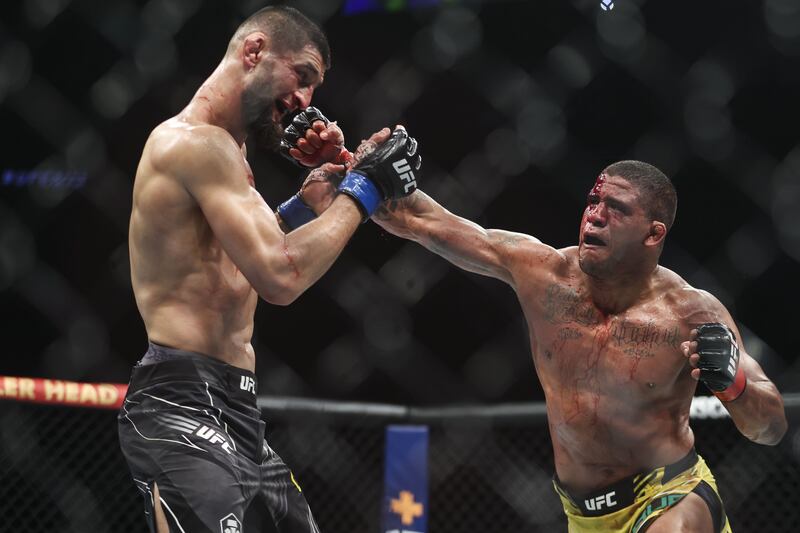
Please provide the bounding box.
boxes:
[372,190,550,285]
[681,290,787,445]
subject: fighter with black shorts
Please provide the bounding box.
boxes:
[119,6,421,532]
[120,344,315,532]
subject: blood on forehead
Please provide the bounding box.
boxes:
[591,172,607,196]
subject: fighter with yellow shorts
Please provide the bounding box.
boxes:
[553,449,731,532]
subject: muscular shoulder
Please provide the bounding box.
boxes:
[504,239,570,287]
[655,267,729,324]
[147,120,244,183]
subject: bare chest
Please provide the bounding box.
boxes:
[526,283,687,395]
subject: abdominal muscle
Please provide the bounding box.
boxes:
[544,382,694,492]
[130,174,259,371]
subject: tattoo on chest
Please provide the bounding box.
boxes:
[610,319,679,358]
[542,284,602,326]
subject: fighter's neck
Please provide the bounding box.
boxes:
[184,62,248,145]
[584,267,658,315]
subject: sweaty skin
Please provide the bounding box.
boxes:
[129,39,369,372]
[372,176,787,494]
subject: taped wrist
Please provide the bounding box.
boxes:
[714,366,747,402]
[277,194,316,231]
[695,322,747,402]
[337,171,382,221]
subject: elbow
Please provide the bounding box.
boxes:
[256,275,303,306]
[754,417,788,446]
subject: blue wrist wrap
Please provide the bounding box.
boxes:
[338,171,382,220]
[277,194,316,230]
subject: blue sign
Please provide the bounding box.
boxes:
[382,425,429,533]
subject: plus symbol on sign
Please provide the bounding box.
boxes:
[390,490,423,526]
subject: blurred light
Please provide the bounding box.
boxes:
[0,216,36,290]
[0,42,33,101]
[516,100,566,163]
[771,147,800,262]
[290,0,342,21]
[134,34,177,80]
[363,306,412,352]
[765,0,800,39]
[595,3,647,63]
[91,64,140,119]
[485,128,530,176]
[547,45,593,90]
[684,96,735,161]
[315,337,370,393]
[376,60,424,107]
[685,60,735,105]
[463,349,514,399]
[66,129,106,172]
[379,243,449,305]
[1,169,87,189]
[141,0,200,35]
[725,224,778,279]
[23,0,70,29]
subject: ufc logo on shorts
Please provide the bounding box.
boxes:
[219,513,241,533]
[392,159,417,193]
[584,490,617,511]
[196,425,233,454]
[240,376,255,394]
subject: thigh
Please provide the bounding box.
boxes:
[257,443,320,533]
[138,449,250,533]
[643,492,713,533]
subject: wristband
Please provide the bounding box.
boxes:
[276,194,316,231]
[337,171,382,221]
[713,365,747,402]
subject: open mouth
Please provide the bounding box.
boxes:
[275,99,293,125]
[583,234,606,247]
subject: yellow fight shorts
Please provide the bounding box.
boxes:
[553,449,731,532]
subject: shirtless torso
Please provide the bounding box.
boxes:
[373,178,785,499]
[517,247,709,491]
[129,118,259,370]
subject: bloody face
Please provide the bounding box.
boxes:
[577,173,651,279]
[241,44,324,152]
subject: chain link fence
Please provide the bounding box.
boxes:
[2,395,799,532]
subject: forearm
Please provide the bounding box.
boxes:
[724,378,787,445]
[374,191,524,283]
[267,195,362,303]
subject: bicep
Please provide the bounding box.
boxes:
[418,211,545,285]
[172,133,286,291]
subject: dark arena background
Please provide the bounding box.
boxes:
[1,0,800,532]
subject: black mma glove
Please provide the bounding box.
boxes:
[695,322,747,401]
[337,126,421,221]
[279,107,350,167]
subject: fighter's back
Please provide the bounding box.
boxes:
[129,117,258,369]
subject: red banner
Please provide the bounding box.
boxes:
[0,376,127,410]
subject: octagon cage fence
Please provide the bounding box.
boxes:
[1,378,799,533]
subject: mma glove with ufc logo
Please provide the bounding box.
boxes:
[695,322,747,402]
[338,126,421,221]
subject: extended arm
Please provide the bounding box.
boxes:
[682,293,787,445]
[372,190,547,286]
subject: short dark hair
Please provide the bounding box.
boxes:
[603,160,677,230]
[229,6,331,69]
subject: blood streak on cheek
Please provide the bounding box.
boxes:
[247,174,255,188]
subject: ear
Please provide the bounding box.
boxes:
[645,221,667,247]
[242,32,268,71]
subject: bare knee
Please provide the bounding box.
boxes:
[152,482,171,533]
[644,493,713,533]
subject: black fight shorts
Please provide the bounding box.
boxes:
[118,343,319,533]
